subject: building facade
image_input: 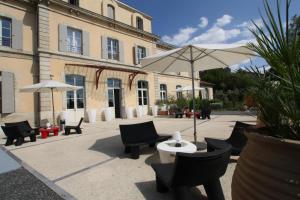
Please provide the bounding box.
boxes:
[0,0,211,125]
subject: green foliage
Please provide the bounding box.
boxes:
[176,97,188,109]
[248,0,300,140]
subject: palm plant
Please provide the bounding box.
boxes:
[248,0,300,140]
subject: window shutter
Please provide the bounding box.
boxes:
[1,72,15,113]
[145,47,150,57]
[59,24,67,52]
[134,45,139,65]
[12,19,23,50]
[119,40,124,63]
[82,30,90,56]
[101,36,108,59]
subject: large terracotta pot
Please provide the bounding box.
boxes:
[232,132,300,200]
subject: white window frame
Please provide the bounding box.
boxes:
[160,84,167,101]
[137,81,148,106]
[137,46,146,64]
[176,85,183,99]
[107,38,119,61]
[67,27,82,54]
[136,17,143,30]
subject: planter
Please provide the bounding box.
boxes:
[152,106,158,116]
[232,132,300,200]
[104,108,113,121]
[87,109,97,123]
[136,106,143,118]
[158,111,168,116]
[125,107,134,119]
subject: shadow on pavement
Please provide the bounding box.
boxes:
[135,180,207,200]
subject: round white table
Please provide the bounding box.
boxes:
[157,139,197,163]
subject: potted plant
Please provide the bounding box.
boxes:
[232,1,300,199]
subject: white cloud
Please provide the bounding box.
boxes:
[189,26,241,44]
[216,15,233,27]
[238,19,263,38]
[199,17,208,28]
[162,27,197,46]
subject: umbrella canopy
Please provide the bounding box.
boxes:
[20,80,81,125]
[176,85,205,92]
[20,80,81,93]
[141,43,255,146]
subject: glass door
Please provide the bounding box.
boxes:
[107,78,122,118]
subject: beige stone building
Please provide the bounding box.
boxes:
[0,0,213,125]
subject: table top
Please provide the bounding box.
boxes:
[39,126,59,131]
[157,139,197,154]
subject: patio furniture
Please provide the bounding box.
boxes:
[151,144,231,200]
[64,117,84,135]
[5,120,39,135]
[1,125,36,146]
[119,121,172,159]
[201,106,211,119]
[205,121,254,156]
[175,108,184,118]
[157,139,197,163]
[39,127,59,139]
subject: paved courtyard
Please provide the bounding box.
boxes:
[1,112,256,200]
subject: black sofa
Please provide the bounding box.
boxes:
[119,121,171,159]
[2,125,36,146]
[205,121,254,156]
[151,144,231,200]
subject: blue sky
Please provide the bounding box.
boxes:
[122,0,300,71]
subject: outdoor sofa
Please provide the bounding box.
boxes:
[1,124,36,146]
[5,120,39,135]
[151,144,231,200]
[119,121,171,159]
[64,117,84,135]
[205,121,254,156]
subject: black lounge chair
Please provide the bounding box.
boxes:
[119,121,171,159]
[1,125,36,146]
[64,117,84,135]
[5,120,39,135]
[205,121,254,156]
[151,145,231,200]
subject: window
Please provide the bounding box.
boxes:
[66,75,85,109]
[67,27,82,54]
[160,84,167,101]
[137,81,148,106]
[0,17,12,47]
[107,38,119,60]
[69,0,79,6]
[137,46,146,64]
[107,78,121,107]
[136,17,143,30]
[107,5,115,19]
[176,85,183,99]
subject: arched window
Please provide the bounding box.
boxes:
[160,84,167,101]
[136,17,143,30]
[65,75,85,109]
[137,81,148,106]
[107,5,115,19]
[176,85,183,99]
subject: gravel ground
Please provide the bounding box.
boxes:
[0,167,63,200]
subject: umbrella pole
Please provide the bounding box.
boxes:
[190,46,197,145]
[51,88,55,126]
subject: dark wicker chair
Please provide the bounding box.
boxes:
[151,145,231,200]
[64,117,84,135]
[5,120,39,135]
[119,121,171,159]
[1,125,36,146]
[205,121,254,156]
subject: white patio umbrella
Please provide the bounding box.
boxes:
[20,80,82,125]
[141,43,255,145]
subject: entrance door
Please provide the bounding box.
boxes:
[107,78,122,118]
[65,75,85,123]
